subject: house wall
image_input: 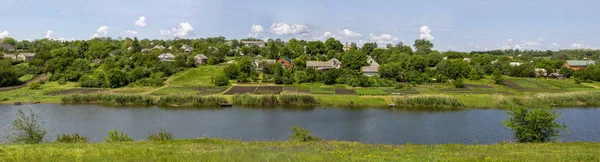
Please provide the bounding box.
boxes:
[277,58,293,68]
[362,72,379,77]
[564,62,588,70]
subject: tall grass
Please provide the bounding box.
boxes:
[500,91,600,107]
[157,96,228,107]
[56,133,88,143]
[232,94,278,106]
[60,94,154,106]
[394,96,465,109]
[279,95,317,106]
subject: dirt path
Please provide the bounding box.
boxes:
[0,74,48,92]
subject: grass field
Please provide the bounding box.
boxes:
[0,82,78,104]
[167,66,223,87]
[18,74,36,82]
[355,88,388,95]
[1,138,599,161]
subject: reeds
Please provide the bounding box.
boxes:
[232,94,278,106]
[60,94,153,106]
[156,96,228,107]
[394,95,465,109]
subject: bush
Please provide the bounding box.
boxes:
[9,109,47,144]
[61,94,154,106]
[28,82,42,90]
[104,130,133,142]
[504,106,567,143]
[147,130,173,141]
[290,126,320,142]
[492,70,504,84]
[212,74,230,86]
[57,78,67,85]
[453,78,465,88]
[56,133,88,143]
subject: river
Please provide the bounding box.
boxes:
[0,104,599,144]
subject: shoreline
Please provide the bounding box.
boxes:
[1,138,599,161]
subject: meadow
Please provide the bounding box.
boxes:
[0,138,599,161]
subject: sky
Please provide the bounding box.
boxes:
[1,0,599,51]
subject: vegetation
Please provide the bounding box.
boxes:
[104,130,133,143]
[394,96,465,109]
[504,106,567,143]
[279,95,318,106]
[156,95,228,107]
[7,109,47,144]
[232,94,278,106]
[147,130,174,141]
[290,126,320,142]
[60,94,154,106]
[56,133,89,143]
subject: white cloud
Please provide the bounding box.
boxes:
[92,26,111,38]
[0,30,9,38]
[552,43,561,48]
[124,30,138,35]
[323,31,335,38]
[45,30,53,39]
[269,23,310,35]
[419,26,434,40]
[370,34,399,44]
[57,37,75,42]
[514,44,522,49]
[338,29,361,37]
[135,16,147,27]
[448,45,456,50]
[537,38,545,42]
[571,43,596,49]
[248,24,264,38]
[160,22,195,37]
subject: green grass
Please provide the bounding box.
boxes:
[149,87,200,96]
[0,82,78,104]
[168,66,223,87]
[316,95,389,107]
[0,139,599,161]
[310,87,334,94]
[18,74,36,82]
[355,89,388,96]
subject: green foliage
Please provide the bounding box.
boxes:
[341,49,368,70]
[290,126,320,142]
[468,68,485,80]
[157,96,228,107]
[56,133,89,143]
[28,82,42,90]
[104,130,133,143]
[361,43,377,55]
[504,106,567,143]
[279,95,317,106]
[8,109,47,144]
[493,70,504,84]
[437,59,472,80]
[414,39,434,55]
[148,130,173,141]
[0,69,22,87]
[232,94,278,106]
[453,78,465,88]
[212,74,230,86]
[394,96,465,109]
[60,94,154,106]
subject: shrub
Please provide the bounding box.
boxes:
[56,133,88,143]
[290,126,320,142]
[104,130,133,142]
[61,94,154,106]
[453,78,465,88]
[57,78,67,85]
[492,70,504,84]
[147,130,173,141]
[394,96,465,109]
[28,82,42,90]
[8,109,47,144]
[212,74,230,86]
[504,106,567,143]
[232,94,278,106]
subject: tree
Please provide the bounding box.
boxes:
[468,68,485,80]
[436,59,472,80]
[212,74,230,86]
[362,43,377,55]
[223,63,239,79]
[504,106,567,143]
[492,70,504,84]
[414,39,433,55]
[305,41,324,56]
[131,37,141,53]
[341,49,368,70]
[453,78,465,88]
[106,68,128,88]
[9,109,47,144]
[324,38,343,53]
[1,37,17,46]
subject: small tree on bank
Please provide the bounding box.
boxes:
[8,108,47,144]
[492,70,504,85]
[504,106,567,143]
[290,126,320,142]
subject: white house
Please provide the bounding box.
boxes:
[242,40,266,47]
[158,53,175,62]
[307,58,342,70]
[510,62,522,66]
[361,56,380,76]
[194,54,209,65]
[153,45,166,50]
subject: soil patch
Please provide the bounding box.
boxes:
[334,88,357,95]
[223,86,258,95]
[254,86,283,94]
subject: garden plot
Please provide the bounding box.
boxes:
[253,86,283,94]
[334,88,357,95]
[223,86,258,95]
[283,86,310,93]
[46,88,107,96]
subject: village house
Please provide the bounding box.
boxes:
[342,43,352,52]
[141,48,151,53]
[242,40,266,47]
[2,54,16,60]
[564,60,596,70]
[0,44,15,51]
[277,56,294,68]
[534,68,548,77]
[194,54,209,65]
[253,59,276,71]
[17,53,36,61]
[307,58,342,71]
[158,53,175,62]
[509,62,522,66]
[181,45,194,53]
[153,45,166,50]
[361,56,380,76]
[463,58,471,63]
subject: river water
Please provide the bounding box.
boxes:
[0,104,599,144]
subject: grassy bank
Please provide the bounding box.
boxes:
[0,138,599,161]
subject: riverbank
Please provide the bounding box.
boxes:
[1,138,599,161]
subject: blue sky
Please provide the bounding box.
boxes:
[1,0,599,51]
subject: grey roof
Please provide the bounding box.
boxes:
[361,66,379,73]
[255,59,276,64]
[158,53,175,59]
[195,54,208,59]
[20,53,35,57]
[0,44,15,50]
[307,61,333,67]
[566,60,596,66]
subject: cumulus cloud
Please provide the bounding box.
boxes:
[269,23,310,35]
[338,29,361,37]
[160,22,195,37]
[571,43,596,49]
[124,30,138,35]
[248,24,264,38]
[92,26,111,38]
[57,37,75,42]
[323,31,335,38]
[552,43,561,48]
[514,44,522,49]
[135,16,147,27]
[0,30,9,38]
[370,34,399,44]
[419,26,434,40]
[45,30,53,39]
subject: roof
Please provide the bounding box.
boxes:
[367,56,379,66]
[255,59,276,64]
[195,54,208,59]
[566,60,596,66]
[20,53,35,57]
[307,61,333,67]
[361,66,379,73]
[0,44,15,50]
[158,53,175,59]
[281,56,292,62]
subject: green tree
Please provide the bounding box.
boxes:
[290,126,320,142]
[305,41,324,56]
[414,39,433,55]
[504,106,567,143]
[361,43,377,55]
[468,68,485,80]
[106,68,128,88]
[8,109,47,144]
[324,38,343,53]
[453,78,465,88]
[131,37,141,53]
[1,37,17,46]
[341,49,368,70]
[436,59,472,80]
[492,70,504,84]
